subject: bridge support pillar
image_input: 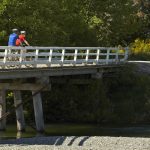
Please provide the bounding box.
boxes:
[0,90,6,131]
[14,90,25,132]
[32,91,44,132]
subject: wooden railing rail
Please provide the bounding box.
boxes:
[0,46,129,69]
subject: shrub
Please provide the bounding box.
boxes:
[129,38,150,60]
[131,39,150,54]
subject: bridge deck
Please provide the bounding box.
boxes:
[0,64,123,79]
[0,46,128,79]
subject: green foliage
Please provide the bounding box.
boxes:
[5,91,15,123]
[0,0,147,46]
[41,80,111,123]
[104,65,150,123]
[0,0,98,46]
[84,0,145,46]
[39,68,150,124]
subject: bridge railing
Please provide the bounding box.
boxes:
[0,46,129,69]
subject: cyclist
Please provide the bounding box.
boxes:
[16,31,30,64]
[8,28,19,46]
[16,31,30,46]
[8,29,19,61]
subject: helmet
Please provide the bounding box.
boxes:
[12,28,18,32]
[21,31,26,34]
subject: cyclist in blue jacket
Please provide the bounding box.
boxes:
[8,29,19,46]
[8,29,19,61]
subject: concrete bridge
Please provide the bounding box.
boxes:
[0,46,128,132]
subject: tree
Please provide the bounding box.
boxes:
[83,0,145,46]
[0,0,98,46]
[133,0,150,39]
[0,0,147,46]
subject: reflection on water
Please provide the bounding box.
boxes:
[0,131,5,140]
[16,131,45,139]
[16,131,22,139]
[0,125,36,140]
[1,124,150,140]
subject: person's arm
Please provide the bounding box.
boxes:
[24,40,30,46]
[19,39,23,46]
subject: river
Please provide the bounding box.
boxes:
[1,124,150,140]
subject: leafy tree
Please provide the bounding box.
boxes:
[0,0,147,46]
[133,0,150,39]
[0,0,98,46]
[83,0,145,46]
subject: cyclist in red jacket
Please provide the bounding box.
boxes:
[16,31,30,63]
[16,31,30,46]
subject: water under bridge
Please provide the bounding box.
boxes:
[0,46,129,132]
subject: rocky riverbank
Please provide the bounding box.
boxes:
[0,136,150,150]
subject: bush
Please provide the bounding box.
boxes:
[104,65,150,123]
[129,38,150,60]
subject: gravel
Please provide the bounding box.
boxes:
[0,136,150,150]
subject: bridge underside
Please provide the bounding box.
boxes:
[0,46,128,133]
[0,64,124,133]
[0,64,123,79]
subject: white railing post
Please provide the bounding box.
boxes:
[115,48,119,64]
[61,49,65,66]
[106,48,110,65]
[3,49,8,69]
[96,49,100,65]
[19,49,24,68]
[124,47,129,61]
[85,49,89,64]
[74,49,78,66]
[48,49,53,67]
[19,50,23,62]
[34,49,39,67]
